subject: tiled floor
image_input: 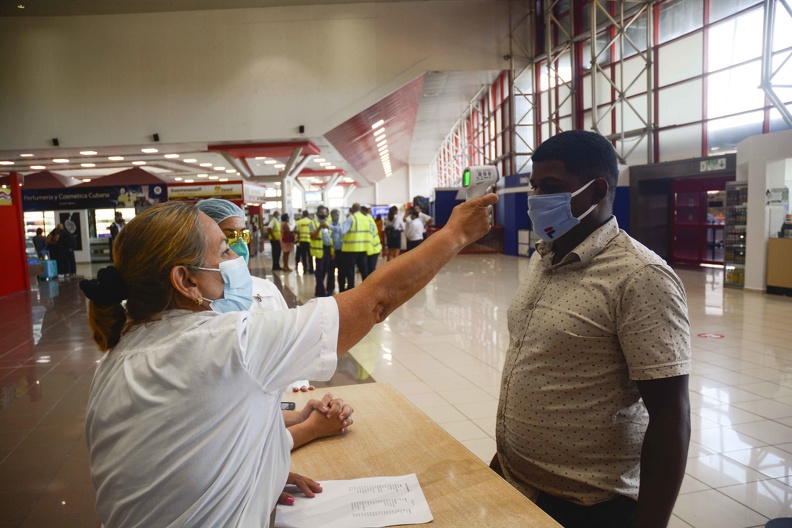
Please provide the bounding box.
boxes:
[1,251,791,527]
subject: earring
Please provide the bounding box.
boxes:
[195,297,203,306]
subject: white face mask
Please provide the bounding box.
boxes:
[193,257,253,312]
[527,180,599,242]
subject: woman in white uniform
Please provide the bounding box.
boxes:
[81,194,496,527]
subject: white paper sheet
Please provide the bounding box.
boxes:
[274,473,433,528]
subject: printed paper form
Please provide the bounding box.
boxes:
[274,473,433,528]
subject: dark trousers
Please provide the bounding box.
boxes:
[367,254,378,276]
[314,246,331,297]
[535,492,636,528]
[341,251,368,291]
[405,239,422,252]
[270,240,281,270]
[327,250,343,293]
[297,241,313,273]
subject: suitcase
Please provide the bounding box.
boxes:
[38,260,58,281]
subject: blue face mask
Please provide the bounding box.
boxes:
[195,257,253,313]
[230,240,249,264]
[528,179,599,242]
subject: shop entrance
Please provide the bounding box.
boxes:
[671,176,732,265]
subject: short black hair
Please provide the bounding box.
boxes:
[36,228,43,235]
[532,130,618,201]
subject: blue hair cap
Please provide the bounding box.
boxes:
[195,198,245,224]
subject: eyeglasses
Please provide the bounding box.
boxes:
[223,229,251,245]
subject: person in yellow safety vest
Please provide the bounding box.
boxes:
[295,210,314,275]
[266,211,282,271]
[309,205,333,297]
[340,203,372,291]
[361,206,382,274]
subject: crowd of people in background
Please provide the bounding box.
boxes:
[262,203,433,298]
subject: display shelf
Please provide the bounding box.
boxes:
[724,182,748,288]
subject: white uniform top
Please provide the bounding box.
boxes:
[404,215,429,241]
[85,298,339,528]
[252,276,289,311]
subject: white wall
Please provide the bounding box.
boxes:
[0,1,508,150]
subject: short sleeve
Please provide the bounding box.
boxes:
[617,265,692,381]
[238,297,339,393]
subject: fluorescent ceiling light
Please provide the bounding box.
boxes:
[265,160,277,165]
[53,159,69,163]
[80,151,97,155]
[164,154,180,159]
[255,157,267,160]
[141,148,158,153]
[82,178,92,182]
[0,161,14,165]
[374,128,386,137]
[81,163,95,168]
[209,176,220,180]
[197,174,209,179]
[225,169,235,173]
[108,156,124,161]
[31,165,46,170]
[214,166,225,171]
[378,144,388,152]
[314,158,325,163]
[20,153,34,157]
[371,119,385,129]
[184,179,194,183]
[326,165,336,170]
[376,139,387,147]
[184,158,197,163]
[132,161,146,165]
[219,178,229,182]
[320,162,331,167]
[274,164,286,169]
[175,177,183,181]
[200,162,212,167]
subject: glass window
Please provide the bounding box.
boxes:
[707,111,764,152]
[769,107,792,132]
[658,32,703,86]
[659,123,702,161]
[658,79,703,127]
[709,0,761,23]
[615,13,649,60]
[773,8,792,50]
[707,61,764,119]
[292,188,303,211]
[658,0,704,44]
[707,8,763,72]
[94,208,135,239]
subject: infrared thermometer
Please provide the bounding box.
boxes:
[462,165,499,201]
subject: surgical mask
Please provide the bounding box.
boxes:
[194,257,253,312]
[528,179,599,242]
[317,214,327,221]
[230,240,250,264]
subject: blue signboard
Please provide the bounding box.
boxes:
[22,184,166,212]
[503,172,532,189]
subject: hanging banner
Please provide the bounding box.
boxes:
[243,182,267,203]
[22,185,167,212]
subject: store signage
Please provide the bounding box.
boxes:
[697,333,724,339]
[168,183,243,200]
[22,185,166,212]
[700,158,727,172]
[766,187,789,206]
[0,189,11,206]
[243,182,267,203]
[503,172,532,189]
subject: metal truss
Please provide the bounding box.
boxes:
[509,0,538,175]
[589,0,654,164]
[762,0,792,128]
[544,0,576,137]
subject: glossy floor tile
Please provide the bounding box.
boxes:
[2,252,792,527]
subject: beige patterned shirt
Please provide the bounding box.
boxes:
[496,217,691,506]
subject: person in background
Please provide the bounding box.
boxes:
[403,206,432,252]
[309,205,333,298]
[280,213,294,272]
[80,194,495,527]
[53,223,73,277]
[384,206,404,261]
[491,130,690,528]
[327,209,345,295]
[250,223,260,258]
[361,206,381,275]
[32,228,47,259]
[267,211,282,271]
[46,226,61,271]
[295,210,314,275]
[375,214,385,255]
[195,198,344,419]
[339,203,371,291]
[108,211,125,255]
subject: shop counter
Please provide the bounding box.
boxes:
[767,238,792,295]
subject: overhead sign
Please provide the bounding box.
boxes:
[22,185,166,212]
[168,183,243,201]
[243,182,267,203]
[700,158,726,172]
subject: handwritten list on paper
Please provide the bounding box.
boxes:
[275,474,433,528]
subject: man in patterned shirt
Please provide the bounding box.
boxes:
[492,130,691,528]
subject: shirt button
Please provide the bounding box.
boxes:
[528,303,536,310]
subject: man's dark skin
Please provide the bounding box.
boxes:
[528,159,691,528]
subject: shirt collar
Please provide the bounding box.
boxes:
[536,216,620,267]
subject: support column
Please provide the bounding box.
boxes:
[0,172,30,296]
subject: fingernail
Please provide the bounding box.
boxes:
[286,497,294,505]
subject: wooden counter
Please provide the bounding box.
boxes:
[283,383,559,527]
[767,238,792,293]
